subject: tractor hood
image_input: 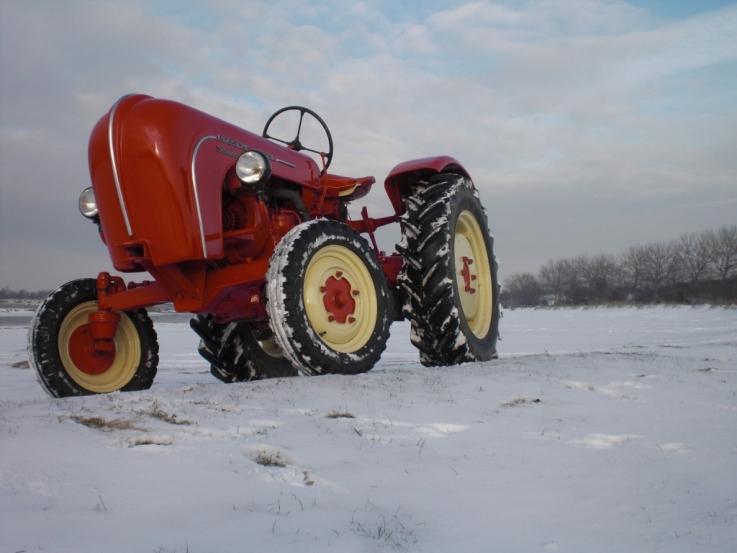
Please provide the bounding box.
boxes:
[88,94,319,271]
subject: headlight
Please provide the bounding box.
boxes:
[235,151,270,184]
[78,187,98,218]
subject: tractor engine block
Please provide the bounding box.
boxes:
[221,193,270,264]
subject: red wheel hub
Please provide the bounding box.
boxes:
[68,324,116,375]
[460,256,477,294]
[321,273,356,324]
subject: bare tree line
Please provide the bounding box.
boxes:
[3,225,736,306]
[502,224,737,307]
[0,287,51,300]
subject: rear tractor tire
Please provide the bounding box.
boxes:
[191,315,298,382]
[266,219,392,375]
[397,173,500,365]
[29,279,159,397]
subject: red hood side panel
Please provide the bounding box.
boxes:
[89,95,319,270]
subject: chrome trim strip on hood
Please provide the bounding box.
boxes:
[108,95,134,236]
[190,135,219,259]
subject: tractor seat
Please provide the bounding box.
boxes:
[321,173,375,201]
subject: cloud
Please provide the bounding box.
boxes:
[1,1,736,288]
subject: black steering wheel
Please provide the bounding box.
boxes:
[262,106,333,174]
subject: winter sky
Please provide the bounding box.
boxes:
[1,0,736,290]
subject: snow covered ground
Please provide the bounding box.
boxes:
[1,306,735,552]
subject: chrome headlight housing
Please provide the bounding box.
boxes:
[78,187,98,219]
[235,151,271,184]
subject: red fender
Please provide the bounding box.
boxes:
[383,156,470,215]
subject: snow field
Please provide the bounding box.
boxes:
[1,306,736,552]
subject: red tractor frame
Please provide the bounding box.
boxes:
[30,94,500,397]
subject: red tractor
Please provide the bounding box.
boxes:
[29,94,500,397]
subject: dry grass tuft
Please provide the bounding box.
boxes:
[70,416,144,432]
[326,410,356,419]
[253,450,288,467]
[126,435,174,447]
[143,400,194,425]
[500,396,543,408]
[247,445,292,467]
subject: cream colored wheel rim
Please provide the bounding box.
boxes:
[303,245,378,353]
[454,210,493,338]
[259,335,284,358]
[58,301,141,393]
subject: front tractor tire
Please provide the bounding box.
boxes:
[190,315,298,382]
[266,219,392,375]
[397,173,500,366]
[29,279,159,397]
